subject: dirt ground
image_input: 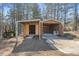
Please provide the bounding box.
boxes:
[0,38,16,56]
[0,33,79,56]
[44,33,79,56]
[10,50,66,56]
[10,37,66,56]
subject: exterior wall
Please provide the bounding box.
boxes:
[22,22,40,36]
[21,20,63,37]
[26,23,29,36]
[35,22,39,35]
[43,25,49,33]
[23,23,29,36]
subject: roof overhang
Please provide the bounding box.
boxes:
[43,19,60,25]
[16,19,40,23]
[16,19,62,25]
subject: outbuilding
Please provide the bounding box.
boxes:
[16,19,64,40]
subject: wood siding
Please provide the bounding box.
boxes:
[20,19,63,37]
[23,23,29,36]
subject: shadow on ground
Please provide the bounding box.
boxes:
[62,33,78,40]
[43,33,77,40]
[12,37,58,53]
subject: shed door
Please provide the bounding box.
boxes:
[29,25,35,34]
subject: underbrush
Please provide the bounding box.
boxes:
[2,31,15,39]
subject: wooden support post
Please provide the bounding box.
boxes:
[39,21,43,40]
[41,21,43,39]
[41,22,43,37]
[15,21,18,45]
[39,21,41,40]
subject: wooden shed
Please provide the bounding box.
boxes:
[16,19,64,39]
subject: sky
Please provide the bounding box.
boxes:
[38,3,45,11]
[0,3,79,19]
[0,3,45,16]
[0,3,14,16]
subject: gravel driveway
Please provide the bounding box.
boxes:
[11,36,65,56]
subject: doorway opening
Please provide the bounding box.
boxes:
[29,25,35,34]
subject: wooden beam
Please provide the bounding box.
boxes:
[41,21,43,39]
[39,21,42,40]
[15,21,18,45]
[39,21,40,40]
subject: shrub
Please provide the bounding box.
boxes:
[3,30,15,38]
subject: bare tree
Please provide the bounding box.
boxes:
[0,4,4,39]
[73,3,78,31]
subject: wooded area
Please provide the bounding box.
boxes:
[0,3,79,39]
